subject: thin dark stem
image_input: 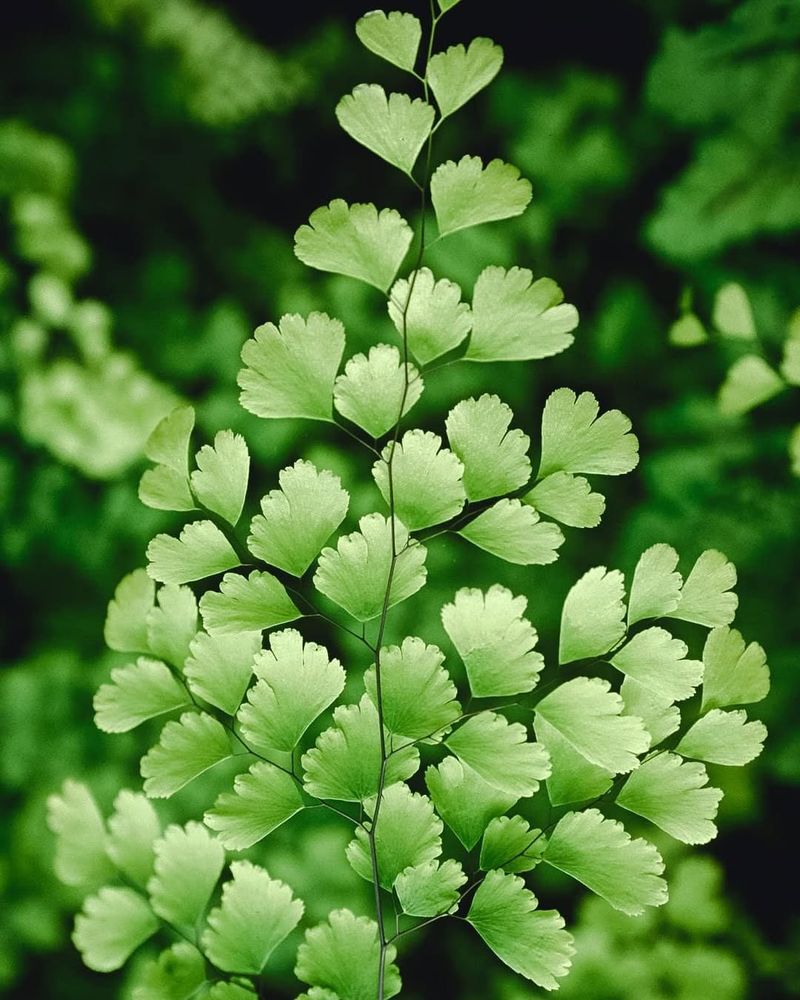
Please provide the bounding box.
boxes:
[388,910,449,943]
[386,701,519,755]
[196,482,377,655]
[197,504,251,567]
[386,865,487,946]
[333,416,382,457]
[492,766,641,871]
[419,353,461,376]
[285,585,375,651]
[415,497,498,544]
[493,825,548,871]
[228,725,294,778]
[116,869,219,967]
[230,724,362,827]
[306,802,362,826]
[370,8,441,996]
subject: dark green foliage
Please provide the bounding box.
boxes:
[1,0,796,997]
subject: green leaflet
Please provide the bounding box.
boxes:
[676,708,767,766]
[713,282,756,340]
[627,543,683,626]
[145,405,194,475]
[441,585,543,697]
[559,566,627,664]
[302,696,420,802]
[467,871,574,990]
[93,657,191,733]
[238,312,345,421]
[345,783,442,888]
[141,711,232,798]
[208,983,256,1000]
[667,549,738,628]
[782,336,800,385]
[467,266,578,362]
[205,761,304,851]
[363,636,461,742]
[388,267,471,365]
[535,713,613,806]
[146,520,239,585]
[295,910,401,1000]
[372,430,465,530]
[534,676,650,774]
[446,711,550,797]
[238,628,345,753]
[199,570,300,635]
[620,677,681,747]
[669,311,708,347]
[190,429,249,526]
[543,809,667,915]
[431,156,531,237]
[146,584,197,669]
[458,498,564,565]
[425,756,516,850]
[610,627,703,703]
[313,513,427,622]
[107,791,161,888]
[791,423,800,475]
[147,821,224,932]
[247,460,349,577]
[202,861,304,974]
[428,37,503,118]
[718,355,783,416]
[446,394,531,500]
[73,887,158,972]
[184,630,260,716]
[479,815,545,874]
[336,85,434,174]
[538,387,639,478]
[334,344,422,439]
[355,11,421,72]
[208,985,256,1000]
[294,200,413,292]
[700,626,770,711]
[132,942,205,1000]
[617,752,723,845]
[27,271,71,324]
[394,859,466,918]
[663,856,730,936]
[139,463,196,513]
[105,568,154,654]
[47,780,113,890]
[524,472,605,529]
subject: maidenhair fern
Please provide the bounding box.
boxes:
[537,851,748,1000]
[669,282,800,475]
[0,120,177,479]
[92,0,305,126]
[49,3,770,998]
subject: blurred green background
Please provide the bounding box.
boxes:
[1,0,799,996]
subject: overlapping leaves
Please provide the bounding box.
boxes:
[71,7,773,999]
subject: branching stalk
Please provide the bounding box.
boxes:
[365,6,442,995]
